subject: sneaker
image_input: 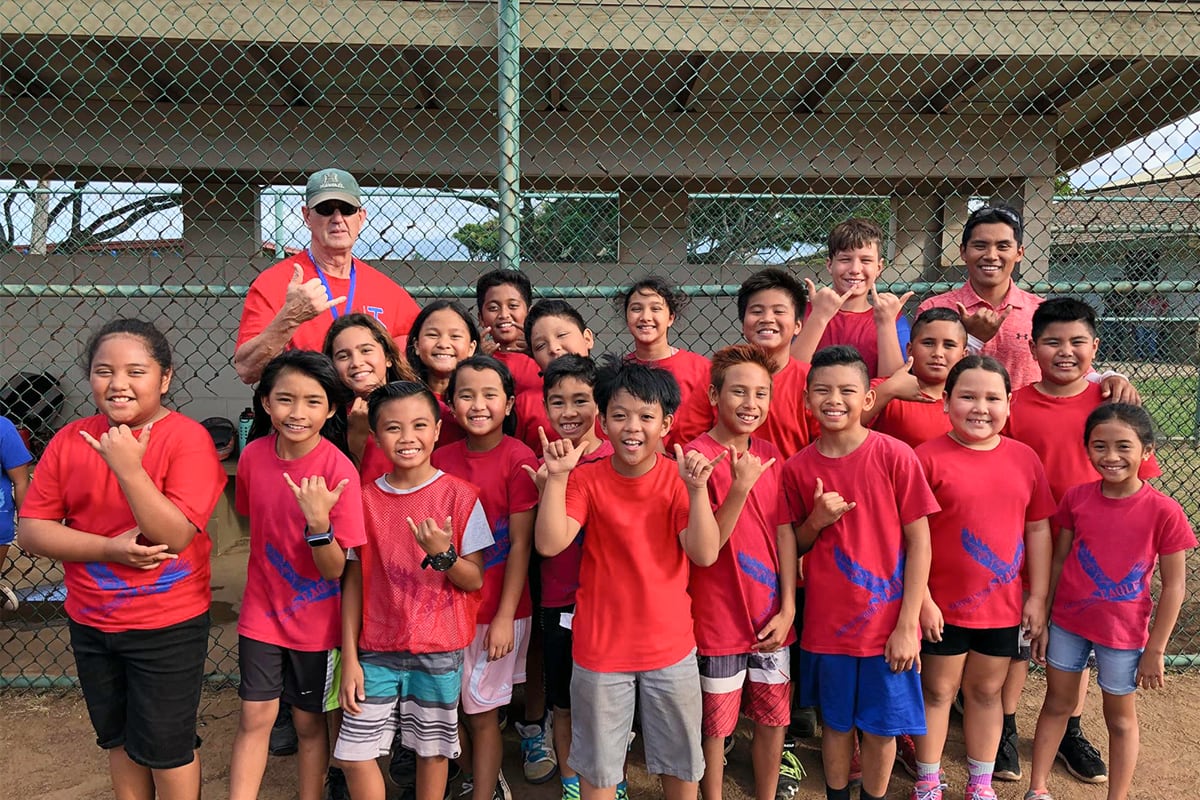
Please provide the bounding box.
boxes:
[323,766,349,800]
[515,719,559,784]
[849,735,862,786]
[561,775,582,800]
[268,704,298,757]
[1024,791,1054,800]
[1056,728,1107,784]
[1,583,18,611]
[388,744,417,788]
[498,707,508,732]
[491,770,513,800]
[964,784,997,800]
[993,726,1021,781]
[452,773,474,799]
[911,778,945,800]
[775,749,805,800]
[788,706,819,739]
[615,780,629,800]
[896,733,918,779]
[399,765,458,800]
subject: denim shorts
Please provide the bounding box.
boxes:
[1045,622,1141,696]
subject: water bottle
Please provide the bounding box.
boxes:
[238,407,254,454]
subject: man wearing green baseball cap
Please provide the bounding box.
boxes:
[234,168,420,384]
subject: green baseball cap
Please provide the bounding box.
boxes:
[306,168,362,208]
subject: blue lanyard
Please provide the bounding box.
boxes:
[307,249,355,319]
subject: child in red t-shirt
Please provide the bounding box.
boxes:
[1026,404,1195,800]
[229,350,367,800]
[432,356,540,800]
[322,312,417,480]
[789,218,911,379]
[516,299,597,455]
[865,308,967,448]
[682,344,797,800]
[19,319,225,800]
[779,345,938,800]
[911,356,1055,800]
[334,381,492,800]
[523,354,613,800]
[475,269,543,396]
[535,358,724,800]
[618,277,711,420]
[404,300,482,448]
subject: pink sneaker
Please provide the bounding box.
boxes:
[964,784,998,800]
[911,778,944,800]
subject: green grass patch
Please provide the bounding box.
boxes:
[1139,374,1199,440]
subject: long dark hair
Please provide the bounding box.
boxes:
[248,350,351,456]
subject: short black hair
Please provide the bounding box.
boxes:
[593,354,681,417]
[910,307,967,340]
[962,204,1023,247]
[1031,297,1099,341]
[1084,402,1155,449]
[808,345,869,389]
[524,299,588,346]
[736,268,807,322]
[542,354,597,399]
[616,276,689,317]
[367,380,440,431]
[945,354,1011,397]
[475,269,533,311]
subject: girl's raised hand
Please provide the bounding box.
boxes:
[674,444,726,490]
[728,445,776,492]
[80,423,151,477]
[409,515,453,557]
[283,473,349,527]
[1136,650,1166,690]
[539,427,586,476]
[105,527,177,569]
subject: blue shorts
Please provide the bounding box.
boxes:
[1046,622,1141,696]
[798,650,925,736]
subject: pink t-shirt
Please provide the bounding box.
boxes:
[1052,481,1195,650]
[539,440,614,609]
[565,454,693,672]
[432,437,539,623]
[236,435,367,651]
[916,435,1056,628]
[495,350,543,396]
[686,433,794,655]
[872,398,951,449]
[780,431,939,656]
[917,281,1043,389]
[21,412,225,632]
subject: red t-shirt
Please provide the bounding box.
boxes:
[235,254,420,351]
[565,454,693,671]
[432,437,538,623]
[671,357,819,458]
[916,435,1056,628]
[495,351,542,397]
[357,472,493,653]
[813,307,902,379]
[435,398,466,449]
[629,349,711,430]
[539,441,614,609]
[780,431,939,656]
[686,434,795,655]
[514,388,554,456]
[22,412,225,632]
[873,399,951,449]
[1007,383,1161,501]
[1052,481,1195,650]
[236,435,367,650]
[359,435,390,484]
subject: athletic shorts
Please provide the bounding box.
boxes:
[1046,622,1140,696]
[540,604,574,711]
[237,635,341,713]
[69,611,208,769]
[334,649,465,761]
[798,650,925,737]
[461,618,531,714]
[569,650,704,787]
[698,649,791,737]
[921,624,1020,659]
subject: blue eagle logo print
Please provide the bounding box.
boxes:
[265,541,341,619]
[1063,541,1149,610]
[833,546,905,636]
[81,558,191,616]
[736,552,778,628]
[948,528,1024,613]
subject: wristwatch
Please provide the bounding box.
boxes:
[421,543,458,572]
[305,525,335,548]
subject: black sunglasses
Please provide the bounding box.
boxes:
[312,201,361,217]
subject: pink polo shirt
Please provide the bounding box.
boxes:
[917,281,1044,389]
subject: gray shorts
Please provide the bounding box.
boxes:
[568,649,703,787]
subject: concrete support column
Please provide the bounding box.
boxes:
[987,177,1054,282]
[182,181,260,259]
[889,193,940,281]
[618,189,688,271]
[938,194,972,271]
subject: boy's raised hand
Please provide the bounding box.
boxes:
[409,515,454,557]
[283,473,349,529]
[803,278,854,319]
[674,444,726,490]
[80,423,152,477]
[870,284,914,325]
[478,326,501,356]
[727,445,776,492]
[881,358,937,404]
[539,427,586,476]
[955,301,1011,343]
[808,478,855,531]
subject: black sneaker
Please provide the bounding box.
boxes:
[388,744,417,789]
[788,706,819,739]
[323,766,349,800]
[268,703,298,757]
[1057,729,1108,784]
[993,726,1021,781]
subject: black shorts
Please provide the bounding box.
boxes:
[539,604,574,711]
[69,612,209,769]
[237,635,338,713]
[921,623,1020,659]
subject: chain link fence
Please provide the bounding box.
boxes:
[3,1,1200,694]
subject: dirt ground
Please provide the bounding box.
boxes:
[3,669,1198,800]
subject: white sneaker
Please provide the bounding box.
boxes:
[515,718,559,784]
[1,583,18,611]
[491,770,512,800]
